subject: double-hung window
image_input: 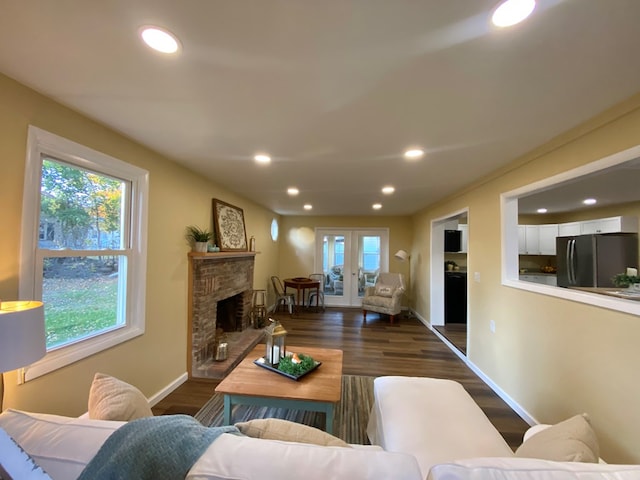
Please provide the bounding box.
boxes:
[20,126,149,381]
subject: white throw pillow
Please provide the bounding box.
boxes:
[515,414,599,463]
[88,372,153,421]
[0,409,124,480]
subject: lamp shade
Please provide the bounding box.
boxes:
[394,249,409,262]
[0,301,46,373]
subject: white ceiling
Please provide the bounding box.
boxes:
[1,0,640,216]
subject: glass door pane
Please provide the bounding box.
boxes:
[322,234,346,299]
[357,235,381,298]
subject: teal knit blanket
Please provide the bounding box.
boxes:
[78,415,240,480]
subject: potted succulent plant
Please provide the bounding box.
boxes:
[186,225,213,253]
[612,273,640,288]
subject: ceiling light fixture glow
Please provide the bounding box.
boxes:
[254,154,271,164]
[287,187,299,196]
[381,186,395,195]
[140,26,180,54]
[492,0,536,27]
[583,198,597,205]
[372,203,382,210]
[404,148,424,159]
[303,204,313,210]
[537,208,547,213]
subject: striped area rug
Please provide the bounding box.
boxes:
[194,375,375,445]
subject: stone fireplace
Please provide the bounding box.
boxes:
[188,252,263,379]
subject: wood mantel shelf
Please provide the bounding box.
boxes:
[189,251,258,260]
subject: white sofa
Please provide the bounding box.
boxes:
[2,376,640,480]
[0,409,421,480]
[367,376,640,480]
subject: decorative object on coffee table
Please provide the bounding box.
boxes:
[212,198,248,251]
[264,318,287,365]
[254,352,321,381]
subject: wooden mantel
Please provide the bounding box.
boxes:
[188,251,258,260]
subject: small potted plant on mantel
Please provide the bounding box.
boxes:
[186,225,213,253]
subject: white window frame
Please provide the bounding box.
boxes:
[19,126,149,381]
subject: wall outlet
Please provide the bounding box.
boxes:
[489,319,496,333]
[474,271,481,282]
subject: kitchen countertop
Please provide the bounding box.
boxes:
[569,287,640,301]
[519,272,557,276]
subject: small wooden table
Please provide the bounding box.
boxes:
[284,277,321,312]
[214,344,343,433]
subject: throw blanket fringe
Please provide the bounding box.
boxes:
[78,415,240,480]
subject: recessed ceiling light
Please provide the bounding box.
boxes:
[491,0,536,28]
[404,148,424,159]
[254,154,271,164]
[140,26,180,54]
[303,204,313,210]
[583,198,597,206]
[372,203,382,210]
[287,187,299,196]
[382,186,395,195]
[537,208,548,213]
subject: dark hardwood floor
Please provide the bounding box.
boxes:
[434,323,468,355]
[153,307,529,449]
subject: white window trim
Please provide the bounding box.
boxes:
[19,126,149,381]
[501,144,640,317]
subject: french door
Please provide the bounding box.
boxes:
[315,228,389,307]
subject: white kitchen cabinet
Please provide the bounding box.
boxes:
[518,224,557,255]
[558,222,581,236]
[580,215,638,234]
[458,224,468,253]
[518,225,526,254]
[538,224,558,255]
[518,225,540,255]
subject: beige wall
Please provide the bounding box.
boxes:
[412,93,640,463]
[0,73,279,415]
[277,216,413,304]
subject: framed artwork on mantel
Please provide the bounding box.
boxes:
[212,198,248,251]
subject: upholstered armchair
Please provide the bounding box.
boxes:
[362,272,405,323]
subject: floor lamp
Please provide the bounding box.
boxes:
[394,250,412,318]
[0,300,46,411]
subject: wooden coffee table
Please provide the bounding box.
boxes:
[215,344,343,433]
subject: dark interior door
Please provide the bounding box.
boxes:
[444,272,467,323]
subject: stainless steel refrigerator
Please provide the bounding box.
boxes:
[556,233,638,288]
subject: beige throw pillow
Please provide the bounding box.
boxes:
[515,413,599,463]
[88,372,153,421]
[235,418,350,447]
[374,285,395,297]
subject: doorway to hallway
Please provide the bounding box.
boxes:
[430,210,468,355]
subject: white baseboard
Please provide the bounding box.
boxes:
[148,372,188,407]
[427,322,538,427]
[464,358,538,427]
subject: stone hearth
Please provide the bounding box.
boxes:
[188,252,264,379]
